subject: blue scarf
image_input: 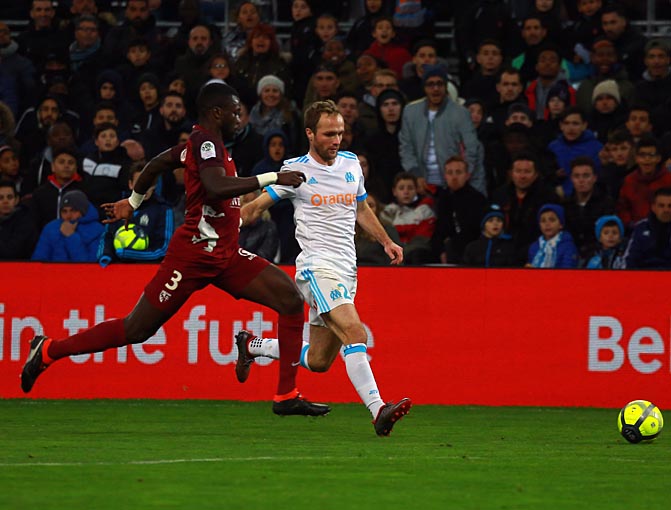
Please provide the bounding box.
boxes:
[531,231,563,268]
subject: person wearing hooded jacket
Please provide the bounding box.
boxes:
[31,189,103,262]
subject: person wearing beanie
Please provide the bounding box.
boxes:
[399,62,485,196]
[527,202,578,268]
[589,79,628,143]
[535,80,570,145]
[583,214,626,268]
[575,37,635,115]
[248,74,303,154]
[462,203,516,267]
[31,188,103,262]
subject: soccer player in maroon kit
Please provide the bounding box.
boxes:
[21,81,330,416]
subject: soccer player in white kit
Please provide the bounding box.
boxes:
[238,100,412,436]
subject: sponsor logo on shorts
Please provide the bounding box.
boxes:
[329,288,343,301]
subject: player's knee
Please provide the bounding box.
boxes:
[277,290,304,315]
[307,354,333,373]
[343,326,368,346]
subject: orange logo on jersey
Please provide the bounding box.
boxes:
[310,193,357,206]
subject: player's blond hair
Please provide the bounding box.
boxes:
[304,100,340,134]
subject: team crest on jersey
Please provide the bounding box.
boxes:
[345,172,355,183]
[200,141,216,160]
[159,290,172,303]
[138,214,149,226]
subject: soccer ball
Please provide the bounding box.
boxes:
[113,224,149,250]
[617,400,664,443]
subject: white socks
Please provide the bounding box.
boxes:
[343,343,384,418]
[247,336,280,359]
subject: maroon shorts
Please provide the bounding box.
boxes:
[143,247,270,314]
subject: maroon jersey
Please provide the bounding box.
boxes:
[168,125,241,260]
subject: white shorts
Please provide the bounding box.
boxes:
[296,268,357,326]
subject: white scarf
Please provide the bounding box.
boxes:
[531,231,563,268]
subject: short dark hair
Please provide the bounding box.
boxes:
[335,91,358,104]
[0,180,17,195]
[94,122,118,138]
[607,128,633,145]
[511,151,538,170]
[444,155,469,172]
[160,91,184,107]
[53,146,79,161]
[653,187,671,201]
[560,106,587,122]
[196,81,238,117]
[570,156,596,173]
[478,39,503,52]
[497,67,522,83]
[636,134,660,154]
[601,3,627,19]
[392,171,417,187]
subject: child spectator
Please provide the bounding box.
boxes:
[29,146,84,230]
[380,172,436,265]
[205,52,254,108]
[617,135,671,230]
[238,190,279,262]
[346,0,389,59]
[535,80,570,146]
[97,162,174,267]
[0,145,23,195]
[431,156,486,264]
[527,203,578,268]
[31,189,103,262]
[251,129,299,264]
[364,16,411,79]
[0,180,38,259]
[82,122,132,217]
[548,106,603,198]
[115,38,156,94]
[130,72,161,134]
[355,193,402,266]
[600,128,635,200]
[314,13,340,48]
[583,214,626,268]
[462,203,516,267]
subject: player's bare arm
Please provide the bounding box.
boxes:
[200,167,306,201]
[101,148,179,225]
[356,199,404,265]
[240,191,275,227]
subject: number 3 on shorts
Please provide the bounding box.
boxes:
[165,270,182,291]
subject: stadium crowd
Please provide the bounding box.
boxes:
[1,0,671,269]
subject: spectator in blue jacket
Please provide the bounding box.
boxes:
[97,162,174,267]
[548,106,603,198]
[31,189,103,262]
[527,203,579,268]
[624,187,671,269]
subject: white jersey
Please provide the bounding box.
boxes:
[266,151,367,277]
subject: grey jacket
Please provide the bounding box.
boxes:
[399,97,486,196]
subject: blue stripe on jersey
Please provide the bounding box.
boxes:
[301,269,329,313]
[298,155,309,163]
[338,151,358,160]
[343,344,367,356]
[284,155,304,165]
[356,192,368,202]
[266,186,281,202]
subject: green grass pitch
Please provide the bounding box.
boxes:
[1,400,669,510]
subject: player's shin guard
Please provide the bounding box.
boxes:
[276,312,303,395]
[343,343,384,418]
[47,318,127,360]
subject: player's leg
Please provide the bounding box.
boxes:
[322,304,412,436]
[21,259,196,393]
[224,252,329,416]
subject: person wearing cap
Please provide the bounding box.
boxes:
[527,203,578,268]
[248,74,303,154]
[399,63,485,197]
[462,203,516,267]
[31,188,103,262]
[575,37,635,115]
[632,39,671,112]
[583,214,626,269]
[588,79,628,143]
[535,80,570,146]
[0,180,38,260]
